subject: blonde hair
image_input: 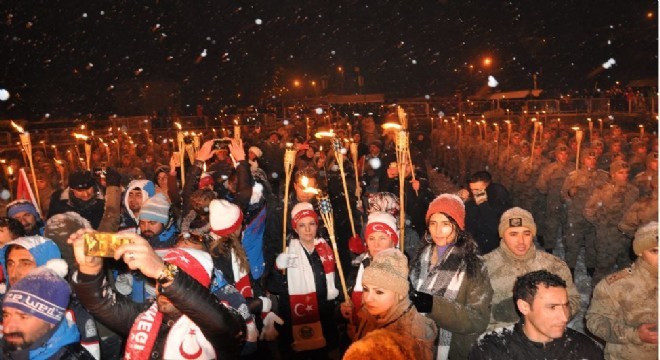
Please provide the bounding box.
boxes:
[208,227,250,274]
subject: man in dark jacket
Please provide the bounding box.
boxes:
[48,171,105,229]
[469,270,603,360]
[462,171,511,254]
[70,231,246,359]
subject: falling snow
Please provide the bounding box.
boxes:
[0,1,656,119]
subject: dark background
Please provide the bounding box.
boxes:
[0,0,657,119]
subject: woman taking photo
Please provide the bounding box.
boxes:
[409,194,493,360]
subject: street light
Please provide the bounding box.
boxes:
[482,57,492,67]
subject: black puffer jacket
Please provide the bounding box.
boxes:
[469,322,603,360]
[73,269,246,359]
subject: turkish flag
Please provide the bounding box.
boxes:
[15,168,42,217]
[289,293,320,325]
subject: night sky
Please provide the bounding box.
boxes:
[0,0,657,119]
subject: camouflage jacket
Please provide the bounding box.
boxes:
[586,259,658,360]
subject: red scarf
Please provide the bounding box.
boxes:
[124,303,215,360]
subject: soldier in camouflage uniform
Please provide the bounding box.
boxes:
[586,221,658,360]
[631,151,658,197]
[513,143,549,238]
[535,144,575,252]
[482,207,581,332]
[583,160,640,284]
[619,173,658,238]
[598,139,622,171]
[498,132,522,192]
[628,141,649,179]
[560,148,610,277]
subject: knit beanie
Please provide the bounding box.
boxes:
[633,221,658,256]
[362,248,409,297]
[248,146,263,158]
[209,199,243,236]
[6,236,61,269]
[138,193,170,225]
[425,194,465,230]
[4,260,70,325]
[69,170,96,190]
[6,200,40,221]
[498,207,537,238]
[610,159,630,175]
[364,212,399,246]
[44,212,91,269]
[163,248,213,288]
[290,202,318,229]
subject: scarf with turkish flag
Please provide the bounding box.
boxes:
[286,238,338,352]
[123,303,215,360]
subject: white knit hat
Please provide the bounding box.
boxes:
[209,199,243,236]
[248,146,263,158]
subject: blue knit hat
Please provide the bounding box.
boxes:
[138,193,170,224]
[6,200,41,221]
[5,236,61,268]
[3,260,70,325]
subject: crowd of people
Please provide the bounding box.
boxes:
[0,113,656,359]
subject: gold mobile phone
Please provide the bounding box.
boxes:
[84,233,131,257]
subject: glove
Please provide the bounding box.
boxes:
[275,253,298,269]
[411,291,434,313]
[348,235,366,255]
[259,296,272,313]
[105,167,121,187]
[260,312,284,341]
[246,319,259,343]
[492,298,518,322]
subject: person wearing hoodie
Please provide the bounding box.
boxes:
[118,179,156,232]
[137,193,178,250]
[2,236,101,359]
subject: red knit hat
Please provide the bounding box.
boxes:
[291,202,318,228]
[425,194,466,230]
[163,248,213,288]
[209,199,243,236]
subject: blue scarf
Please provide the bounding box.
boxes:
[8,318,81,360]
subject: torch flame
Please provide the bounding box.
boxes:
[175,122,182,130]
[73,133,89,140]
[10,121,25,133]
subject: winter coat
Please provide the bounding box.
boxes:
[48,187,105,229]
[618,192,658,237]
[72,268,246,359]
[469,322,603,360]
[355,299,437,360]
[482,242,581,331]
[586,258,658,360]
[584,182,639,227]
[410,239,494,360]
[464,183,511,255]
